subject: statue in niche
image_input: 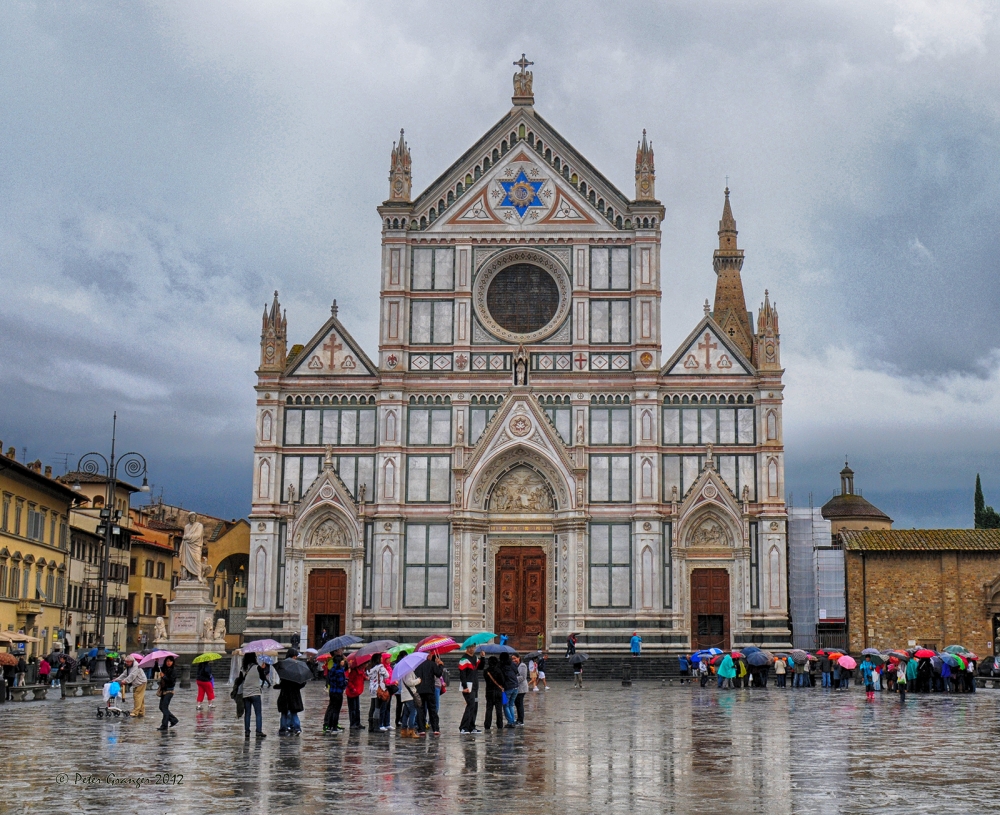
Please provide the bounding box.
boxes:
[489,467,553,512]
[310,519,343,548]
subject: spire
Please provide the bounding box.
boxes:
[259,290,287,372]
[512,53,534,106]
[756,289,781,369]
[387,129,411,202]
[711,187,753,358]
[330,299,338,318]
[635,129,656,201]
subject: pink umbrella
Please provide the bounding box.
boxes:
[837,655,857,670]
[127,652,144,663]
[138,650,177,668]
[417,636,458,655]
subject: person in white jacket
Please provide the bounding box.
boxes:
[113,655,148,717]
[398,671,421,737]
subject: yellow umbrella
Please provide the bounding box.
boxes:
[191,652,223,664]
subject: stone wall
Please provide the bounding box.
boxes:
[845,550,1000,654]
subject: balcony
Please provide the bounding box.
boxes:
[16,600,42,616]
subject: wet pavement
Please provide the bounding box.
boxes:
[2,681,999,814]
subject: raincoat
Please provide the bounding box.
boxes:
[905,658,918,683]
[718,655,737,679]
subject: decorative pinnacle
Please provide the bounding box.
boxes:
[331,299,338,318]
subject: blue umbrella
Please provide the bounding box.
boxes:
[746,651,771,667]
[742,646,762,655]
[317,635,363,656]
[476,644,516,655]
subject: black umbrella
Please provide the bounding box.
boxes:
[274,659,313,685]
[317,635,363,657]
[568,653,589,665]
[746,651,771,667]
[522,651,543,661]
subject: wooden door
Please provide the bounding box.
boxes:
[307,569,347,649]
[495,547,546,652]
[690,568,730,650]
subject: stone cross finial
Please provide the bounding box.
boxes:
[512,54,534,105]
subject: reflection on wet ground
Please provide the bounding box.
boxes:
[3,681,999,814]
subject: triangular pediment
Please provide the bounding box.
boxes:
[678,464,742,515]
[288,313,378,377]
[663,317,753,376]
[292,460,363,547]
[414,108,633,234]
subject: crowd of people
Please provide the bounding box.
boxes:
[684,645,982,702]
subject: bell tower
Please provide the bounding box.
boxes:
[259,290,287,371]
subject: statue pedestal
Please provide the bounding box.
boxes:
[156,580,222,659]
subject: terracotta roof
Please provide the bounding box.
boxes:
[0,456,80,502]
[821,493,892,522]
[842,529,1000,551]
[143,519,183,532]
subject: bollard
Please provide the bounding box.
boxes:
[179,662,192,689]
[621,660,632,686]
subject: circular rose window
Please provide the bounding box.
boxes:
[486,265,559,334]
[473,249,570,343]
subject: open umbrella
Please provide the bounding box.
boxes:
[568,652,589,665]
[476,643,516,655]
[304,648,319,656]
[940,653,963,669]
[390,651,428,684]
[691,649,718,663]
[741,646,761,655]
[417,636,458,655]
[192,652,223,664]
[746,651,772,667]
[914,649,936,660]
[837,655,857,670]
[888,650,910,661]
[866,653,886,666]
[126,652,144,663]
[522,650,543,661]
[387,644,416,659]
[353,640,398,660]
[138,650,177,668]
[416,634,448,648]
[861,648,881,656]
[317,634,363,656]
[461,632,497,649]
[790,649,809,665]
[0,653,17,667]
[274,658,313,684]
[243,639,284,654]
[943,645,969,655]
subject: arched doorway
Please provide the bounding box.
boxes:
[307,568,347,650]
[485,464,556,651]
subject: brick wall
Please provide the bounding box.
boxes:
[845,550,1000,654]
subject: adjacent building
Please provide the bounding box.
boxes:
[247,61,791,653]
[0,447,74,656]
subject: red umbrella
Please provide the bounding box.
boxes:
[730,651,743,659]
[416,634,447,648]
[914,649,936,659]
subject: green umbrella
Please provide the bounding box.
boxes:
[461,632,497,649]
[943,645,969,655]
[192,652,223,664]
[387,644,416,659]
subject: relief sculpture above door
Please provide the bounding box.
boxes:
[488,466,553,513]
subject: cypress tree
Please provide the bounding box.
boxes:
[976,474,986,528]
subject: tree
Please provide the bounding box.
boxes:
[975,474,1000,529]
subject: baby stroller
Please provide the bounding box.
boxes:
[97,681,130,718]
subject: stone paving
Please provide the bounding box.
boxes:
[2,680,999,814]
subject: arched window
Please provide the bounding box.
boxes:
[383,459,396,500]
[261,411,272,442]
[258,459,271,500]
[767,458,779,497]
[641,458,654,499]
[766,411,777,441]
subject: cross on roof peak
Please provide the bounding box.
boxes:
[514,54,534,72]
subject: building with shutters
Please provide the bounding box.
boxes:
[247,59,791,653]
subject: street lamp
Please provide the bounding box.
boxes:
[75,412,149,683]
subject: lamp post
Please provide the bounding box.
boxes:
[74,413,149,683]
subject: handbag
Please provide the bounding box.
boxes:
[501,691,508,706]
[377,686,390,702]
[155,684,165,698]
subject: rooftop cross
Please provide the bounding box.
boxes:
[514,53,534,72]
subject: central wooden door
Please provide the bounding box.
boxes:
[690,568,730,650]
[495,547,546,652]
[307,568,347,649]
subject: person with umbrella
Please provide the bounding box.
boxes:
[236,652,269,739]
[458,645,483,734]
[323,654,347,733]
[896,657,908,702]
[860,655,875,701]
[566,632,577,657]
[367,653,391,732]
[195,656,217,710]
[413,651,444,735]
[570,652,587,688]
[275,658,308,736]
[156,656,179,731]
[113,655,148,717]
[483,656,505,730]
[345,656,368,730]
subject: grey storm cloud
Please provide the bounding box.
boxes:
[1,1,998,526]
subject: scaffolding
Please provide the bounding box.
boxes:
[787,504,834,650]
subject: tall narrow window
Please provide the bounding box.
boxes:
[663,524,673,608]
[406,455,452,503]
[362,523,374,609]
[589,523,631,608]
[768,458,779,497]
[640,546,654,609]
[411,247,455,290]
[403,524,450,608]
[749,522,760,609]
[589,455,631,503]
[590,300,630,344]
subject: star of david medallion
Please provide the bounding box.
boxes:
[509,415,532,437]
[499,169,545,218]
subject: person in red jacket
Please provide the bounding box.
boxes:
[345,658,368,730]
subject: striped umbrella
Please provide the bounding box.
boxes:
[417,636,459,655]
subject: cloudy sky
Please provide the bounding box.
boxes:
[1,1,997,526]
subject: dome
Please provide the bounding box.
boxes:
[820,493,892,523]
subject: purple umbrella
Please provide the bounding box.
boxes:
[390,651,428,684]
[243,639,283,654]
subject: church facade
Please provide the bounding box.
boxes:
[246,60,791,653]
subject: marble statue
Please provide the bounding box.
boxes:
[180,512,205,582]
[214,618,226,641]
[201,616,214,641]
[153,616,167,642]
